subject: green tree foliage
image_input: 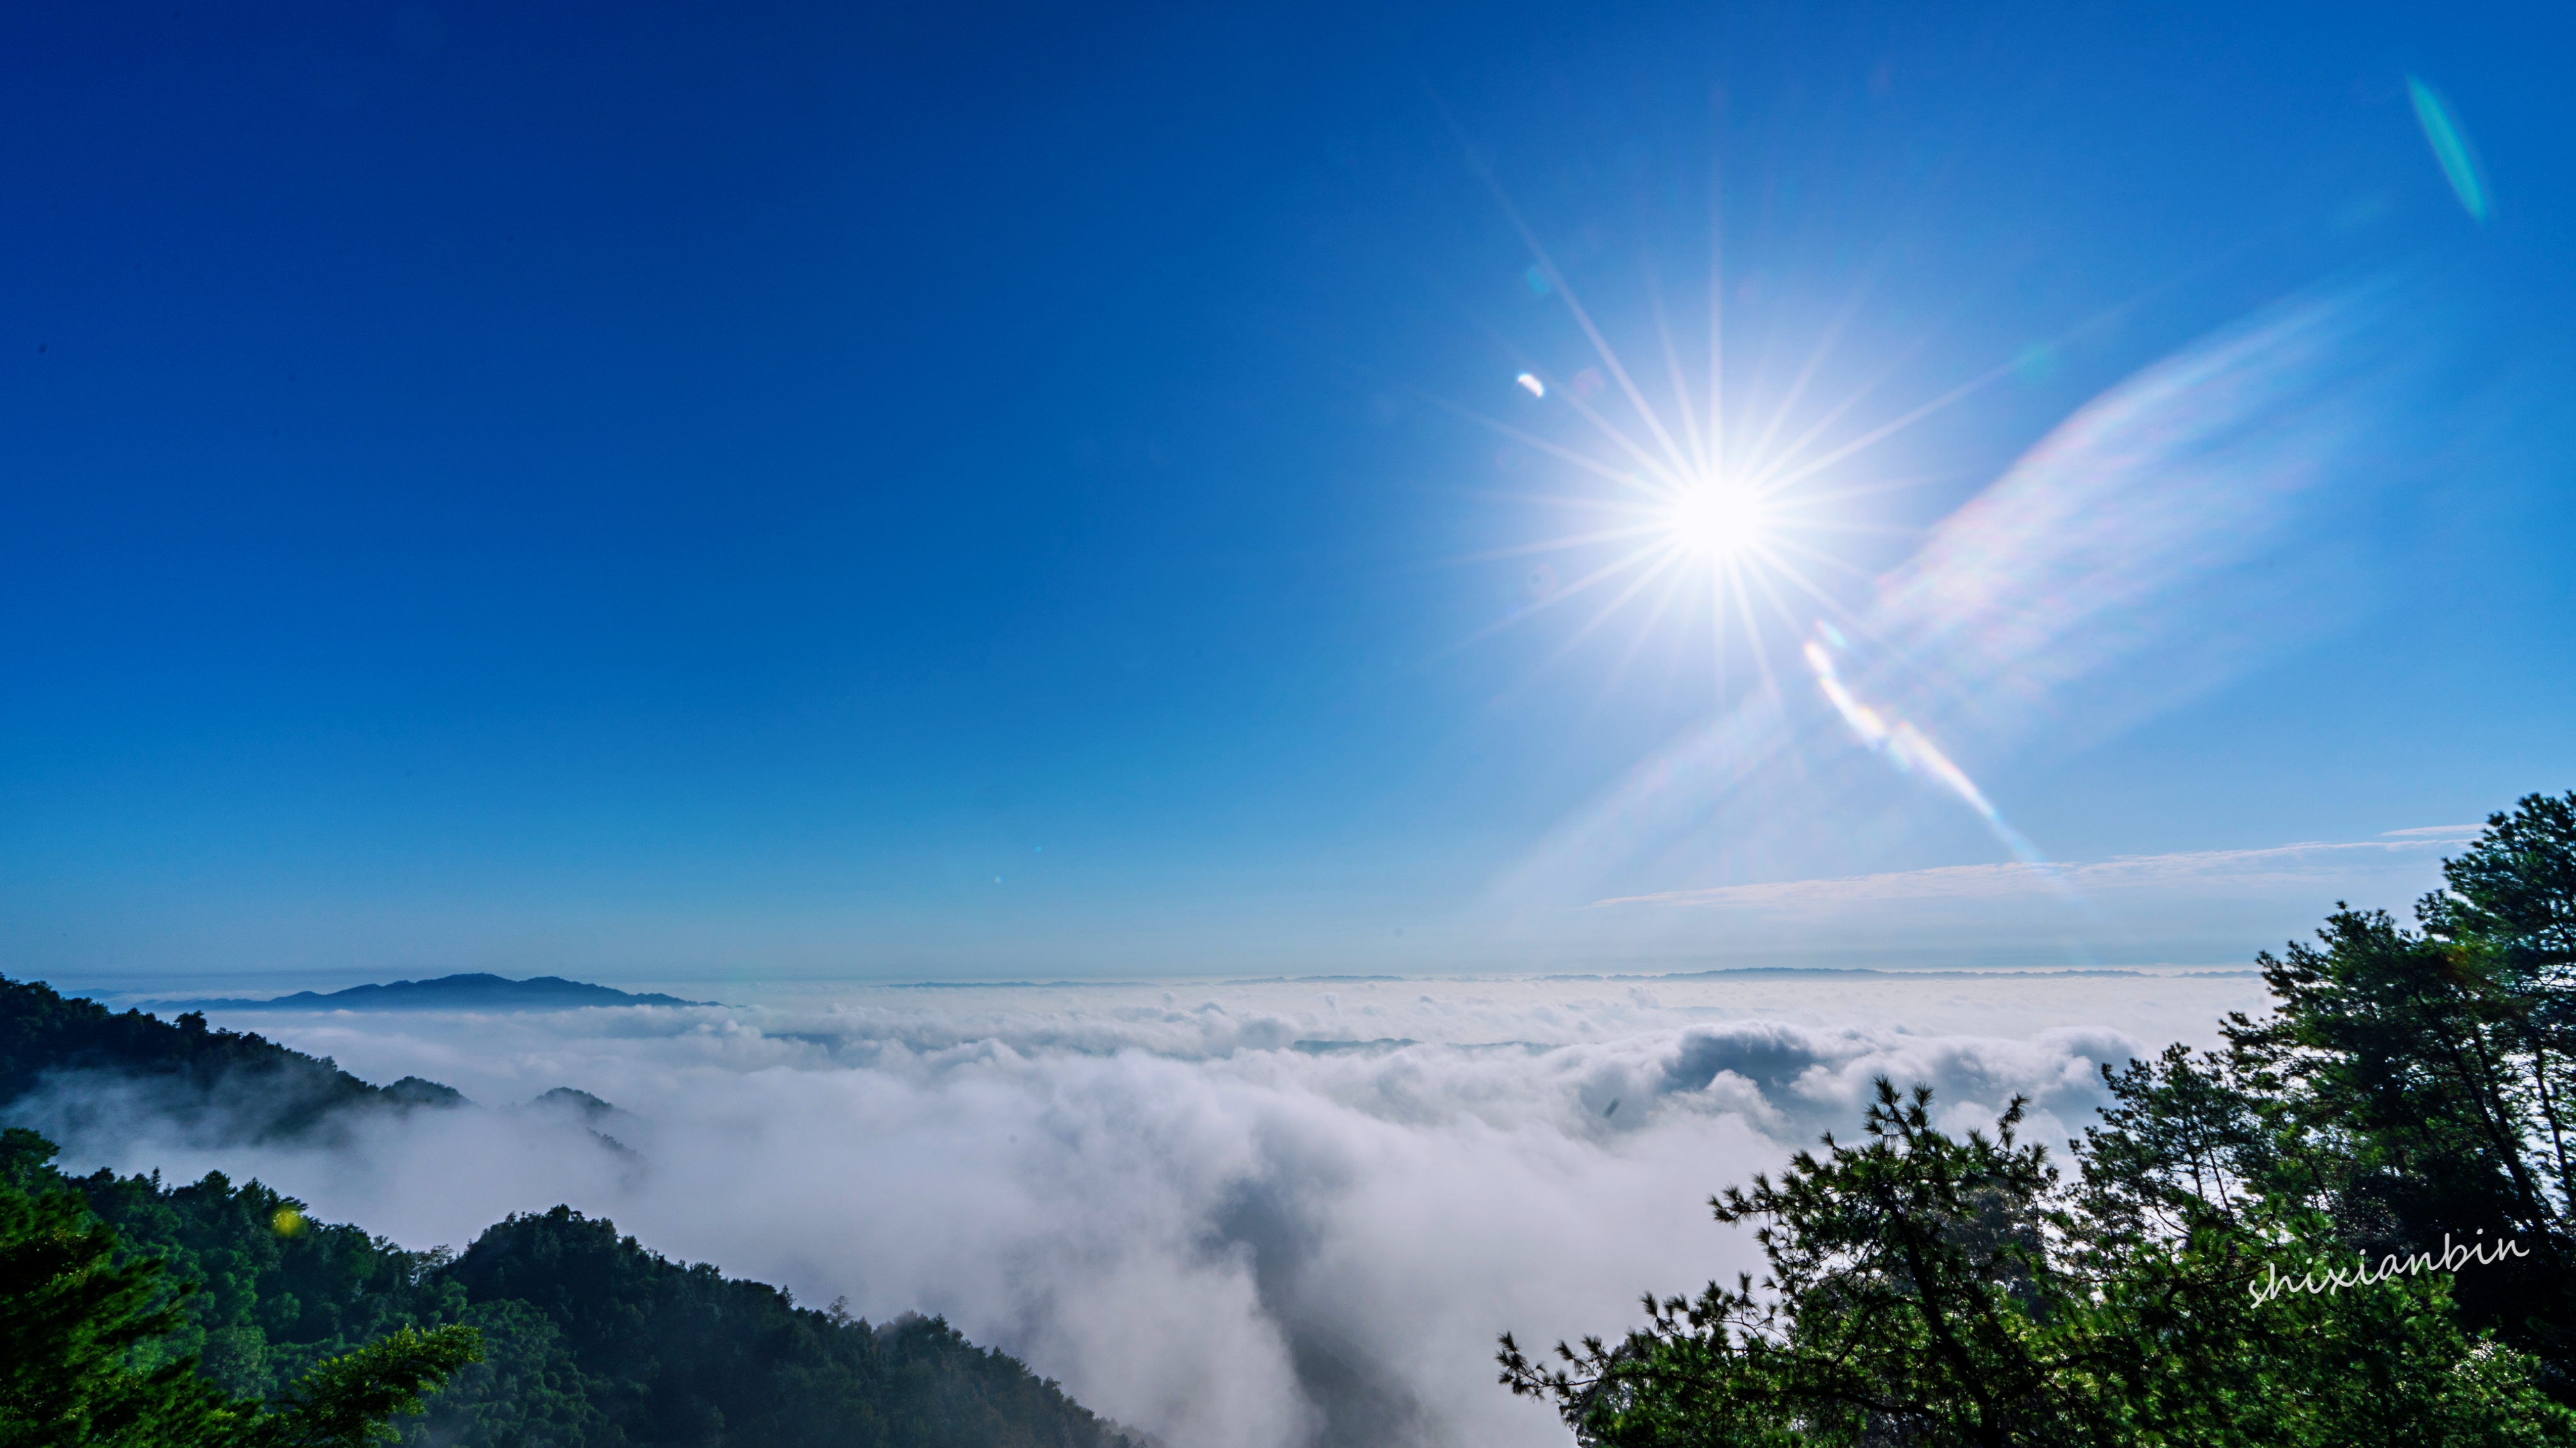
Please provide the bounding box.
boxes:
[1503,793,2576,1444]
[2434,792,2576,971]
[0,1127,478,1448]
[442,1205,1138,1448]
[63,1158,461,1402]
[0,1129,1138,1448]
[2221,791,2576,1368]
[1,1127,238,1446]
[1503,1085,2567,1445]
[247,1327,486,1448]
[400,1300,605,1448]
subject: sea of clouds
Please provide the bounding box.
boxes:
[33,971,2269,1448]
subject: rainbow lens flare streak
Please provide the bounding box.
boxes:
[2407,77,2489,224]
[1802,630,2046,867]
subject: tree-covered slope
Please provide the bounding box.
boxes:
[447,1206,1136,1448]
[1,1127,1138,1448]
[0,975,458,1142]
[1,1127,480,1447]
[2,975,1139,1445]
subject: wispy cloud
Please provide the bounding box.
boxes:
[1593,828,2480,911]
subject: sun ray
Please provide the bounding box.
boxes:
[1446,487,1680,512]
[1437,521,1677,567]
[1643,259,1710,478]
[1553,387,1694,493]
[1705,98,1728,480]
[1773,519,1937,540]
[1441,314,1698,494]
[1461,162,1701,483]
[1748,536,1883,591]
[1416,393,1669,498]
[1746,358,2012,498]
[1537,544,1693,669]
[1433,536,1682,659]
[1740,545,1837,641]
[1735,282,1874,483]
[1613,556,1696,682]
[1788,469,1970,508]
[1737,330,1943,497]
[1722,561,1790,720]
[1514,254,1699,484]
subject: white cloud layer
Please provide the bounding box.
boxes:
[29,973,2266,1448]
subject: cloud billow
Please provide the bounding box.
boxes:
[34,988,2158,1447]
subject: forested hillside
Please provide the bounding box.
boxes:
[445,1207,1131,1447]
[0,977,1141,1447]
[0,976,461,1141]
[1,1129,1140,1448]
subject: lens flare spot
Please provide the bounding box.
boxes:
[1514,372,1545,398]
[272,1207,305,1237]
[2407,77,2488,223]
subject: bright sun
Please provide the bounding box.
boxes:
[1443,207,1942,689]
[1666,480,1768,560]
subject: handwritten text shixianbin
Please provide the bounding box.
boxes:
[2249,1231,2531,1305]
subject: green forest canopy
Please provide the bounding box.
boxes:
[0,1127,1143,1448]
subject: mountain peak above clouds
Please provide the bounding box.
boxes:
[141,973,716,1013]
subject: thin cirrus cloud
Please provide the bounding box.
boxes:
[1592,828,2483,913]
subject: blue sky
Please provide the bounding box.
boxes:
[4,0,2569,989]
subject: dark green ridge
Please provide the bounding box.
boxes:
[1,1129,1144,1448]
[1,973,461,1141]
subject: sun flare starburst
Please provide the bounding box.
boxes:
[1434,171,2027,716]
[1436,297,1919,706]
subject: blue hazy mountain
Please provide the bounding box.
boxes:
[142,973,714,1013]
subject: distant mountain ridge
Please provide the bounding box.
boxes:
[143,972,715,1012]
